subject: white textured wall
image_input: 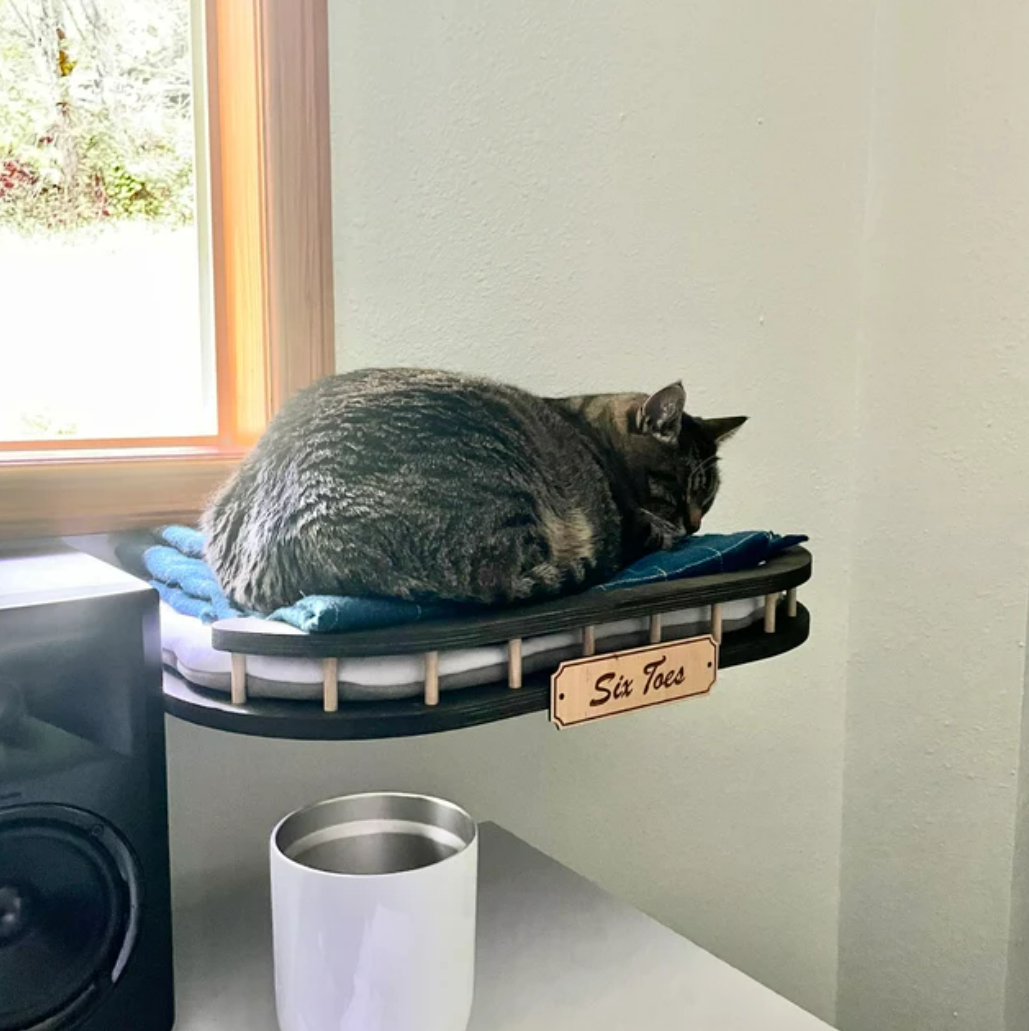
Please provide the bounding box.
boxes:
[836,2,1029,1030]
[324,0,871,1017]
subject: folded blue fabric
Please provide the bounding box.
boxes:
[592,530,808,591]
[145,540,240,624]
[159,524,206,559]
[145,526,458,632]
[145,525,807,633]
[273,594,466,634]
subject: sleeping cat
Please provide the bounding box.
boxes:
[202,368,746,612]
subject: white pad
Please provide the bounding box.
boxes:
[161,598,765,702]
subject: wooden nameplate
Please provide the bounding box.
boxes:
[551,635,717,729]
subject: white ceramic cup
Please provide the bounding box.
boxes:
[270,792,477,1031]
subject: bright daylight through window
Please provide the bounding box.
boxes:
[0,0,212,443]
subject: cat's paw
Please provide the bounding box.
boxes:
[639,510,685,551]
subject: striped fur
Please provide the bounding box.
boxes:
[202,368,745,611]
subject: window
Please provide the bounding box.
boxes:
[0,0,213,442]
[0,0,334,538]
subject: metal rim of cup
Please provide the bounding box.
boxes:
[270,791,477,880]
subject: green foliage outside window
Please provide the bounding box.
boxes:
[0,0,196,232]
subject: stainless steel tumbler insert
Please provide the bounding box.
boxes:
[274,791,477,876]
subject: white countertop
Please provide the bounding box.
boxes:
[173,822,834,1030]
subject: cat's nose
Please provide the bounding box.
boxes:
[686,504,703,534]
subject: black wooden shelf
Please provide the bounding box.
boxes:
[163,547,812,741]
[164,603,808,740]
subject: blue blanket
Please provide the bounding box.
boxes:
[594,531,807,590]
[144,527,806,634]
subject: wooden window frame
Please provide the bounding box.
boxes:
[0,0,334,539]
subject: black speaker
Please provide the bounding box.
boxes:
[0,545,174,1031]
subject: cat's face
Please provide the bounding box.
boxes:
[578,382,746,537]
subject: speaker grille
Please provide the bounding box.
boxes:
[0,807,140,1031]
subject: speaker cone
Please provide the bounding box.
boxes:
[0,809,138,1031]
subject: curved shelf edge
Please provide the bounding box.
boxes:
[210,547,813,659]
[164,604,810,740]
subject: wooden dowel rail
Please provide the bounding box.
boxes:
[322,658,339,713]
[649,613,662,644]
[424,651,440,706]
[230,653,247,704]
[508,638,523,689]
[582,625,596,657]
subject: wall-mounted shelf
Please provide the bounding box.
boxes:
[162,547,812,740]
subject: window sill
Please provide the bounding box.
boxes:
[0,448,245,539]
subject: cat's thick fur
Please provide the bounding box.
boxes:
[203,368,745,611]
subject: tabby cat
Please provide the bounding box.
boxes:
[203,368,745,612]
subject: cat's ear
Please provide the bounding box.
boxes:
[636,382,686,443]
[700,415,748,446]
